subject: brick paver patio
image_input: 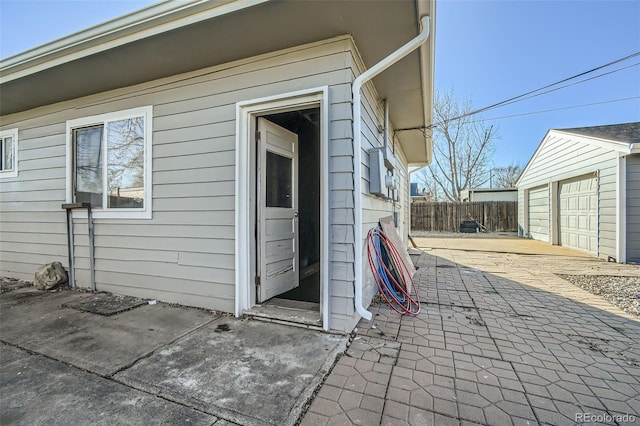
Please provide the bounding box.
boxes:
[302,248,640,425]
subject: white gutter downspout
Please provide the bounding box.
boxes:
[352,16,431,321]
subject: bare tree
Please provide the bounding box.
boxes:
[417,89,498,202]
[490,163,523,188]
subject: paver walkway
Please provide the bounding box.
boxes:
[302,248,640,425]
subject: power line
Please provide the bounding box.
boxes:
[489,62,640,110]
[470,96,640,123]
[446,50,640,122]
[397,95,639,137]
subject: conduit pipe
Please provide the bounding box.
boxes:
[353,16,431,321]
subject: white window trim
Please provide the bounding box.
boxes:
[65,106,153,219]
[0,128,19,179]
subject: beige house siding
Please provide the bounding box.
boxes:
[517,132,619,260]
[1,37,360,330]
[343,42,411,332]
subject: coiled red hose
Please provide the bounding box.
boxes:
[366,227,421,315]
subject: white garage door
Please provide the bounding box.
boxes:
[528,185,549,242]
[559,174,597,255]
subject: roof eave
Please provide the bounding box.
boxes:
[417,0,435,165]
[1,0,435,156]
[0,0,266,83]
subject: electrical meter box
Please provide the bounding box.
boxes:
[369,148,387,196]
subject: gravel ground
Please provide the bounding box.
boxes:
[1,276,33,293]
[558,274,640,318]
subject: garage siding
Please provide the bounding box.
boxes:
[517,132,618,259]
[627,154,640,263]
[527,185,549,242]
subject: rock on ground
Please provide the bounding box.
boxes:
[34,262,68,290]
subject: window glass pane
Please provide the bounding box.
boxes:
[74,126,104,208]
[3,137,13,170]
[266,150,292,208]
[107,117,145,208]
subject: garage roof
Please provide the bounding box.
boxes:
[517,122,640,187]
[557,122,640,144]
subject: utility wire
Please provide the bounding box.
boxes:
[485,62,640,110]
[469,96,640,123]
[441,51,640,124]
[395,58,639,134]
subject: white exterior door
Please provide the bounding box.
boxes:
[528,185,549,242]
[257,118,299,302]
[559,174,597,255]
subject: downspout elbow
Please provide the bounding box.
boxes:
[353,16,431,322]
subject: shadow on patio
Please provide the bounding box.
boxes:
[303,248,640,425]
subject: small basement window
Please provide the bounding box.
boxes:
[0,128,18,178]
[66,106,153,219]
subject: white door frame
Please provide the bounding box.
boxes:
[235,87,329,331]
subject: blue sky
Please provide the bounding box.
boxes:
[436,0,640,167]
[1,0,639,168]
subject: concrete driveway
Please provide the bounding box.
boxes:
[413,233,594,257]
[302,237,640,425]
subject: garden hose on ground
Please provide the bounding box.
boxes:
[366,226,421,315]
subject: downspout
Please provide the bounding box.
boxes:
[353,16,431,321]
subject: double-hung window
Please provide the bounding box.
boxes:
[66,106,153,219]
[0,128,18,178]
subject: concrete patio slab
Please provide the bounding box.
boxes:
[0,344,219,425]
[0,287,346,426]
[115,317,345,426]
[0,287,216,376]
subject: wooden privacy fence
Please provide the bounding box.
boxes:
[411,201,518,232]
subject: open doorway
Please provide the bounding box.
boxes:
[235,88,328,330]
[251,107,321,324]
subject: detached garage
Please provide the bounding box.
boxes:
[517,122,640,263]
